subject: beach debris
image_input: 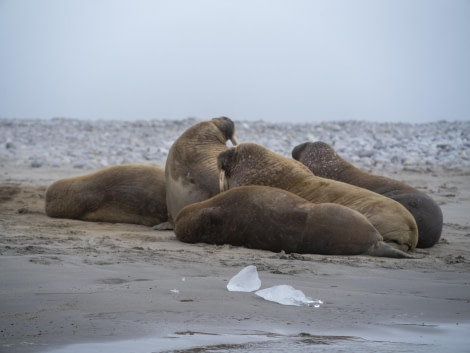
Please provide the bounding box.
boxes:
[227,265,261,292]
[255,285,323,307]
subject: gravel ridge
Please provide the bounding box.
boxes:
[1,118,469,174]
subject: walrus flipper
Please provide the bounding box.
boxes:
[153,221,174,231]
[366,242,414,259]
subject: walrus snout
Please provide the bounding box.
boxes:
[217,148,237,192]
[211,116,238,145]
[291,142,309,161]
[217,148,236,174]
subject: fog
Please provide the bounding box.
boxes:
[1,0,469,123]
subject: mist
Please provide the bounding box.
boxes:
[1,0,469,123]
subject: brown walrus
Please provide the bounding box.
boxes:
[154,116,238,230]
[292,141,443,248]
[175,186,412,258]
[45,164,167,226]
[217,143,418,252]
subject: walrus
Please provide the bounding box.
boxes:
[175,186,412,258]
[154,116,238,230]
[45,164,167,226]
[292,141,443,248]
[217,143,419,252]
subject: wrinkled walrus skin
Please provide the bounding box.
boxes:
[175,185,412,258]
[45,164,167,226]
[155,116,238,230]
[292,141,443,248]
[217,143,418,252]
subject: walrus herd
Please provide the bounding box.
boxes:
[45,117,443,257]
[217,143,418,253]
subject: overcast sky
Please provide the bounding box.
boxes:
[1,0,469,123]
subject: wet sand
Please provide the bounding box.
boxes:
[1,162,469,352]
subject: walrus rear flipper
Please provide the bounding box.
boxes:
[366,242,414,259]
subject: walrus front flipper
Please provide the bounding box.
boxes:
[153,221,174,231]
[365,242,414,259]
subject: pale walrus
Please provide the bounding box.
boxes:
[45,164,167,226]
[217,143,418,252]
[175,185,412,258]
[292,141,443,248]
[155,116,238,230]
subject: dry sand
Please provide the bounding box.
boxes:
[1,163,470,352]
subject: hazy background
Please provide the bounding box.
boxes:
[1,0,469,123]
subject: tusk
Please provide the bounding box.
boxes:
[219,171,226,192]
[231,133,238,146]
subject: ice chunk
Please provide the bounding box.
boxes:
[227,265,261,292]
[255,285,323,307]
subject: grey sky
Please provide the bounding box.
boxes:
[1,0,469,123]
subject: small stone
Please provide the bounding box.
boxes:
[31,158,43,168]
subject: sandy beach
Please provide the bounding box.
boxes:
[1,119,469,352]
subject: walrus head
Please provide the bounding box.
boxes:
[217,142,311,192]
[292,141,347,179]
[390,192,443,248]
[211,116,238,146]
[217,143,273,192]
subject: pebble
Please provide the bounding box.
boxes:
[1,118,469,174]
